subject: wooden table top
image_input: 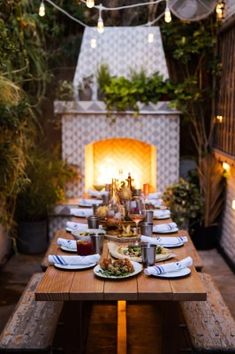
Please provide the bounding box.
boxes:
[35,219,206,302]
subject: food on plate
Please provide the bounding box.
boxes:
[99,258,134,276]
[108,242,175,263]
[108,223,137,238]
[96,205,108,218]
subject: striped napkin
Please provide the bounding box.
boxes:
[153,222,178,233]
[141,235,188,247]
[153,209,171,219]
[87,189,109,198]
[57,238,76,250]
[48,254,100,266]
[70,208,93,217]
[66,221,88,232]
[144,256,193,276]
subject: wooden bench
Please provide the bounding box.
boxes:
[0,272,63,353]
[180,272,235,353]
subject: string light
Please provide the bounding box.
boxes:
[86,0,95,8]
[148,32,154,43]
[164,0,171,23]
[39,0,45,17]
[90,38,97,48]
[97,4,104,33]
[216,1,224,21]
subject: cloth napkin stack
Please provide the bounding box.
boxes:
[152,222,178,233]
[48,254,100,266]
[70,208,93,217]
[57,238,77,250]
[79,198,103,206]
[66,221,88,232]
[141,235,188,247]
[144,256,193,276]
[153,209,171,219]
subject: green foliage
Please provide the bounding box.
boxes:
[15,148,78,222]
[163,178,202,232]
[56,80,74,100]
[98,66,173,114]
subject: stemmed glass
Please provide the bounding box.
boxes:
[126,197,146,235]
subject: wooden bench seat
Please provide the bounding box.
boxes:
[180,272,235,353]
[0,272,63,353]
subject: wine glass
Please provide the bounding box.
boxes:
[127,197,146,235]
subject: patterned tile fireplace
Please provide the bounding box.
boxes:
[55,101,180,197]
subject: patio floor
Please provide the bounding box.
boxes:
[0,248,234,353]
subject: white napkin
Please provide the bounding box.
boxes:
[66,221,88,232]
[57,238,77,250]
[48,254,100,266]
[70,208,93,217]
[144,256,193,276]
[79,198,103,206]
[87,189,109,198]
[153,209,171,219]
[141,235,188,247]
[145,199,163,208]
[148,192,162,199]
[153,222,178,233]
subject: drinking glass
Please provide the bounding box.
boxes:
[127,197,146,235]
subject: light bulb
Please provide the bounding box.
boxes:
[97,17,104,33]
[216,3,224,20]
[39,1,45,17]
[90,38,97,48]
[86,0,94,8]
[216,115,223,123]
[148,33,154,43]
[164,7,172,23]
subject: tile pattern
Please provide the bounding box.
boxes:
[61,112,179,197]
[73,27,169,99]
[225,0,235,19]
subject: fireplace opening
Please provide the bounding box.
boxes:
[85,138,156,191]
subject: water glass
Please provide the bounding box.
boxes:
[145,210,154,223]
[141,242,156,268]
[90,234,104,255]
[88,216,100,229]
[140,222,153,236]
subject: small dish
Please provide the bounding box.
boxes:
[152,267,191,278]
[60,245,77,253]
[54,262,97,270]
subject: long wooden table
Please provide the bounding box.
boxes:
[35,218,206,354]
[35,228,206,302]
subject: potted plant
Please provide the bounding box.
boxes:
[14,148,77,254]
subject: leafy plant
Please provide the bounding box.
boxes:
[15,148,78,222]
[162,177,202,233]
[56,80,74,100]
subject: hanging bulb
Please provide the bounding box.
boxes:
[86,0,95,8]
[216,2,224,21]
[148,32,154,43]
[90,38,97,48]
[164,1,172,23]
[97,5,104,33]
[39,0,45,17]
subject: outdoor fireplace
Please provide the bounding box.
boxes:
[54,26,180,197]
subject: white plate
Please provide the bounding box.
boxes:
[158,241,184,248]
[153,267,191,278]
[60,245,77,253]
[153,227,179,234]
[54,262,97,270]
[78,199,103,207]
[154,215,171,220]
[94,261,142,279]
[72,228,106,240]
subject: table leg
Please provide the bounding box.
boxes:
[117,300,127,354]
